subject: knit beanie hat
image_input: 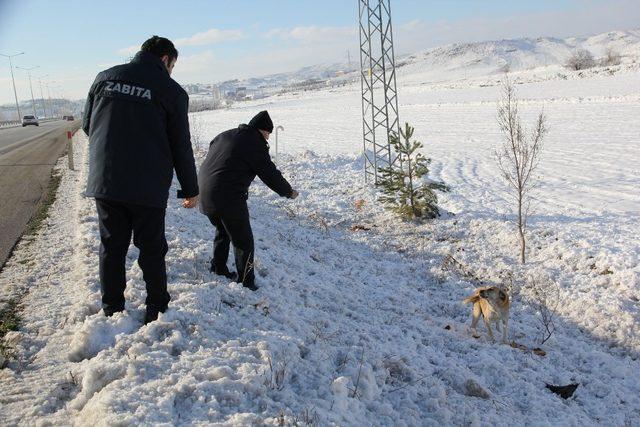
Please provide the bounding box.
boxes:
[249,110,274,133]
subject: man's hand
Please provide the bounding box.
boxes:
[289,190,299,200]
[182,196,199,209]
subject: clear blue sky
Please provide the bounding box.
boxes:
[0,0,638,104]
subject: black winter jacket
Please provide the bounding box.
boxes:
[82,51,198,208]
[198,124,293,214]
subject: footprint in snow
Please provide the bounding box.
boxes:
[67,312,139,362]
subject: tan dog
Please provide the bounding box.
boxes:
[463,286,510,343]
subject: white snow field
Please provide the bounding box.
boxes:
[1,32,640,425]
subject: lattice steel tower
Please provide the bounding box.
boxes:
[358,0,401,183]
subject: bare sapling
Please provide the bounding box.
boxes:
[349,347,366,398]
[526,276,560,345]
[496,76,547,264]
[189,112,207,159]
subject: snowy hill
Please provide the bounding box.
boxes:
[183,28,640,99]
[397,29,640,83]
[186,62,359,98]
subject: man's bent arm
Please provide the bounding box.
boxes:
[249,143,293,197]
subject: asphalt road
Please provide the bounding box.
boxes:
[0,120,79,269]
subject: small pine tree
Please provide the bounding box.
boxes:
[378,123,449,219]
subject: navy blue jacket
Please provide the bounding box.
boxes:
[82,51,198,208]
[198,124,293,215]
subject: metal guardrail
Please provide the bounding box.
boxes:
[0,120,21,128]
[0,118,63,129]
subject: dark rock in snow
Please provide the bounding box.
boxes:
[546,383,579,399]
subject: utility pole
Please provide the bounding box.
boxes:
[358,0,401,184]
[52,83,71,116]
[49,85,57,116]
[52,84,65,115]
[37,75,48,118]
[1,51,25,120]
[16,65,39,118]
[46,82,54,118]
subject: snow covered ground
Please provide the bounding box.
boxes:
[1,43,639,425]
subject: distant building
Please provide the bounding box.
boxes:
[235,87,247,100]
[210,85,221,101]
[182,84,201,95]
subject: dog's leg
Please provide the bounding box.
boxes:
[483,315,495,341]
[502,315,509,344]
[471,303,481,338]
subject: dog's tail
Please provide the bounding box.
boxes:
[462,291,480,304]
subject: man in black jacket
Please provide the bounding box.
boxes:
[83,36,199,323]
[198,111,298,291]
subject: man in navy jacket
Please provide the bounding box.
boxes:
[83,36,199,323]
[198,111,298,291]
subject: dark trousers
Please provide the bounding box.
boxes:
[95,198,169,314]
[207,204,255,286]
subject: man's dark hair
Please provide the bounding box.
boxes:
[140,36,178,61]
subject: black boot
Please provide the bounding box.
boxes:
[222,270,239,281]
[242,281,259,291]
[144,306,165,324]
[104,307,124,317]
[209,262,238,280]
